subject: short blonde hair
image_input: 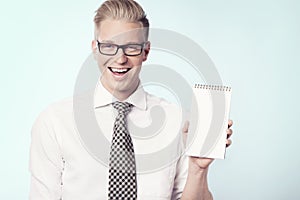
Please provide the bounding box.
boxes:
[94,0,149,39]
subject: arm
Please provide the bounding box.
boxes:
[180,120,234,200]
[29,112,64,200]
[180,159,213,200]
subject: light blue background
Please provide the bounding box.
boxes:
[1,0,300,199]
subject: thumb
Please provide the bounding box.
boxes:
[182,120,189,147]
[182,120,189,134]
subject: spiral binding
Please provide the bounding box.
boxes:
[194,84,231,92]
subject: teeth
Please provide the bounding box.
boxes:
[110,68,129,73]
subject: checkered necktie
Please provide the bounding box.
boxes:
[108,101,137,200]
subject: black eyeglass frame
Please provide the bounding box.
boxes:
[96,40,146,56]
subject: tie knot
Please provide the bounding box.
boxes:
[112,101,132,115]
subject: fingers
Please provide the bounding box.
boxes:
[226,119,233,148]
[226,128,233,139]
[226,139,232,148]
[228,119,233,128]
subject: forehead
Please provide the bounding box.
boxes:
[97,20,146,43]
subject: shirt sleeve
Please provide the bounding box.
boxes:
[170,120,189,200]
[171,152,188,200]
[29,111,64,200]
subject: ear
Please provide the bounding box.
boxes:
[142,41,151,62]
[91,40,98,53]
[91,40,98,60]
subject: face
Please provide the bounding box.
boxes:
[92,20,150,100]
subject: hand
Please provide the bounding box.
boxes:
[183,120,234,171]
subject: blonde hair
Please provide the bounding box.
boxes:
[94,0,149,39]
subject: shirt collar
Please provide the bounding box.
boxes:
[94,80,147,110]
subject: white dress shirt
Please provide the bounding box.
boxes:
[29,81,188,200]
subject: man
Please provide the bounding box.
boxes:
[29,0,233,199]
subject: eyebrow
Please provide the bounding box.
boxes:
[99,40,115,43]
[98,40,143,45]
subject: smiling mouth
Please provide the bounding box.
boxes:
[108,67,131,75]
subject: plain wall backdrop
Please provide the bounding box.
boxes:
[1,0,300,199]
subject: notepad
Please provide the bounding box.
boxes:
[185,84,232,159]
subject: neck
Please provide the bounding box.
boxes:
[101,79,140,101]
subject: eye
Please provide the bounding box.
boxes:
[126,44,142,51]
[101,43,116,49]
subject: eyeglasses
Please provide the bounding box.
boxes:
[97,40,145,56]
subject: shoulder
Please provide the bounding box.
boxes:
[145,92,187,113]
[144,92,189,121]
[145,92,177,108]
[144,91,190,125]
[33,96,74,128]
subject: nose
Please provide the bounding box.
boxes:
[115,48,128,64]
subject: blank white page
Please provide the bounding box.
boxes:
[186,84,232,159]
